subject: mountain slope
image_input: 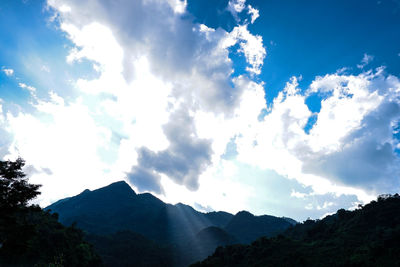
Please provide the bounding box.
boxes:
[193,194,400,267]
[47,181,170,241]
[46,180,296,266]
[46,181,294,244]
[204,211,234,228]
[225,211,293,244]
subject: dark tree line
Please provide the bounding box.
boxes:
[193,194,400,267]
[0,158,101,266]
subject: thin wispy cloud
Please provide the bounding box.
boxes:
[2,67,14,76]
[357,53,374,69]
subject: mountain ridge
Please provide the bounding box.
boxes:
[46,180,296,236]
[46,180,296,266]
[193,194,400,267]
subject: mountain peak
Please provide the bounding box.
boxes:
[235,210,254,218]
[81,189,91,194]
[101,180,136,195]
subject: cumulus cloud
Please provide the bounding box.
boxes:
[302,71,400,192]
[227,1,260,25]
[43,0,266,196]
[236,69,400,201]
[127,166,164,195]
[166,0,187,14]
[2,0,398,220]
[135,108,212,190]
[224,25,266,75]
[247,5,259,24]
[2,90,114,206]
[228,0,246,19]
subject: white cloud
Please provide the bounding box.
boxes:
[166,0,187,14]
[1,0,398,221]
[228,0,246,15]
[235,69,400,204]
[247,5,259,24]
[18,82,36,93]
[291,190,308,199]
[223,25,266,75]
[2,68,14,76]
[58,4,71,13]
[41,0,266,198]
[3,92,114,206]
[357,53,374,69]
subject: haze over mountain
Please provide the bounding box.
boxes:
[46,180,295,266]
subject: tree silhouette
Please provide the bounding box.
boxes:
[0,158,41,258]
[0,158,101,266]
[0,157,41,211]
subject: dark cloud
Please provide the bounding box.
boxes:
[126,166,164,195]
[134,108,212,191]
[23,165,53,176]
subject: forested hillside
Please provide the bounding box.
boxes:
[0,158,101,266]
[193,194,400,266]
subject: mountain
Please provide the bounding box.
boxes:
[204,211,234,228]
[47,181,215,243]
[225,210,293,244]
[178,226,238,264]
[46,180,295,266]
[194,226,237,257]
[192,194,400,267]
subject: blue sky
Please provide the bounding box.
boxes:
[1,0,400,221]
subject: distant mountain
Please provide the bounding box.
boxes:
[204,211,234,228]
[46,180,295,266]
[193,194,400,267]
[225,210,293,244]
[195,226,237,256]
[177,226,238,264]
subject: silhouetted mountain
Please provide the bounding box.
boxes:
[193,194,400,267]
[46,180,295,266]
[204,211,234,228]
[282,216,297,225]
[196,226,237,255]
[197,226,237,246]
[179,226,238,265]
[47,181,170,241]
[225,210,293,243]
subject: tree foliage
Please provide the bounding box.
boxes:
[0,158,40,211]
[0,158,101,266]
[193,194,400,267]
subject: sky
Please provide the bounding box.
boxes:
[1,0,400,221]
